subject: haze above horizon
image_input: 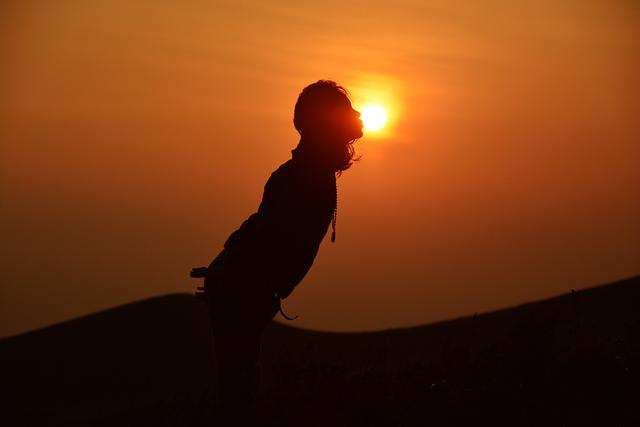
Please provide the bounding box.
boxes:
[1,0,638,337]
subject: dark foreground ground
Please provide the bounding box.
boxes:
[2,276,639,426]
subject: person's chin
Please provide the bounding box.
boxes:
[349,126,363,139]
[337,127,362,141]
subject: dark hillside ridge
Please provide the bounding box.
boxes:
[0,294,216,426]
[2,276,638,426]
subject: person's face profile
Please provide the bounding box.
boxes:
[322,96,363,142]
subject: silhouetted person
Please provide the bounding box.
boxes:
[191,80,363,421]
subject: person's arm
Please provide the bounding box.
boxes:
[251,173,334,296]
[221,167,332,294]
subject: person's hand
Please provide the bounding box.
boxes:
[190,266,208,299]
[190,266,208,278]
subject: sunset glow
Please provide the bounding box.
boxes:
[361,105,388,131]
[1,0,638,337]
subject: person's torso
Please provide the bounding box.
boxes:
[220,156,337,297]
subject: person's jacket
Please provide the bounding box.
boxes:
[221,147,337,299]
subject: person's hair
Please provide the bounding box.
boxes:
[293,80,359,173]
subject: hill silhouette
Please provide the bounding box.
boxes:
[2,276,639,426]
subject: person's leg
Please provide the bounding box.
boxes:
[208,280,280,420]
[218,335,260,401]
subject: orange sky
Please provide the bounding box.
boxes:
[1,0,639,337]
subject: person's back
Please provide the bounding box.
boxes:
[192,79,363,421]
[222,150,337,299]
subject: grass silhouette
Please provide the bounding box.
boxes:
[2,276,638,426]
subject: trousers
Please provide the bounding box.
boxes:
[205,251,281,417]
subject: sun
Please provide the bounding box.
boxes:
[361,104,388,131]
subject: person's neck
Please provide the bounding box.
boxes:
[292,138,338,173]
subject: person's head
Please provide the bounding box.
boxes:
[293,80,362,172]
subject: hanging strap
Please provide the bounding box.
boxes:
[278,304,299,321]
[331,178,338,243]
[276,293,299,320]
